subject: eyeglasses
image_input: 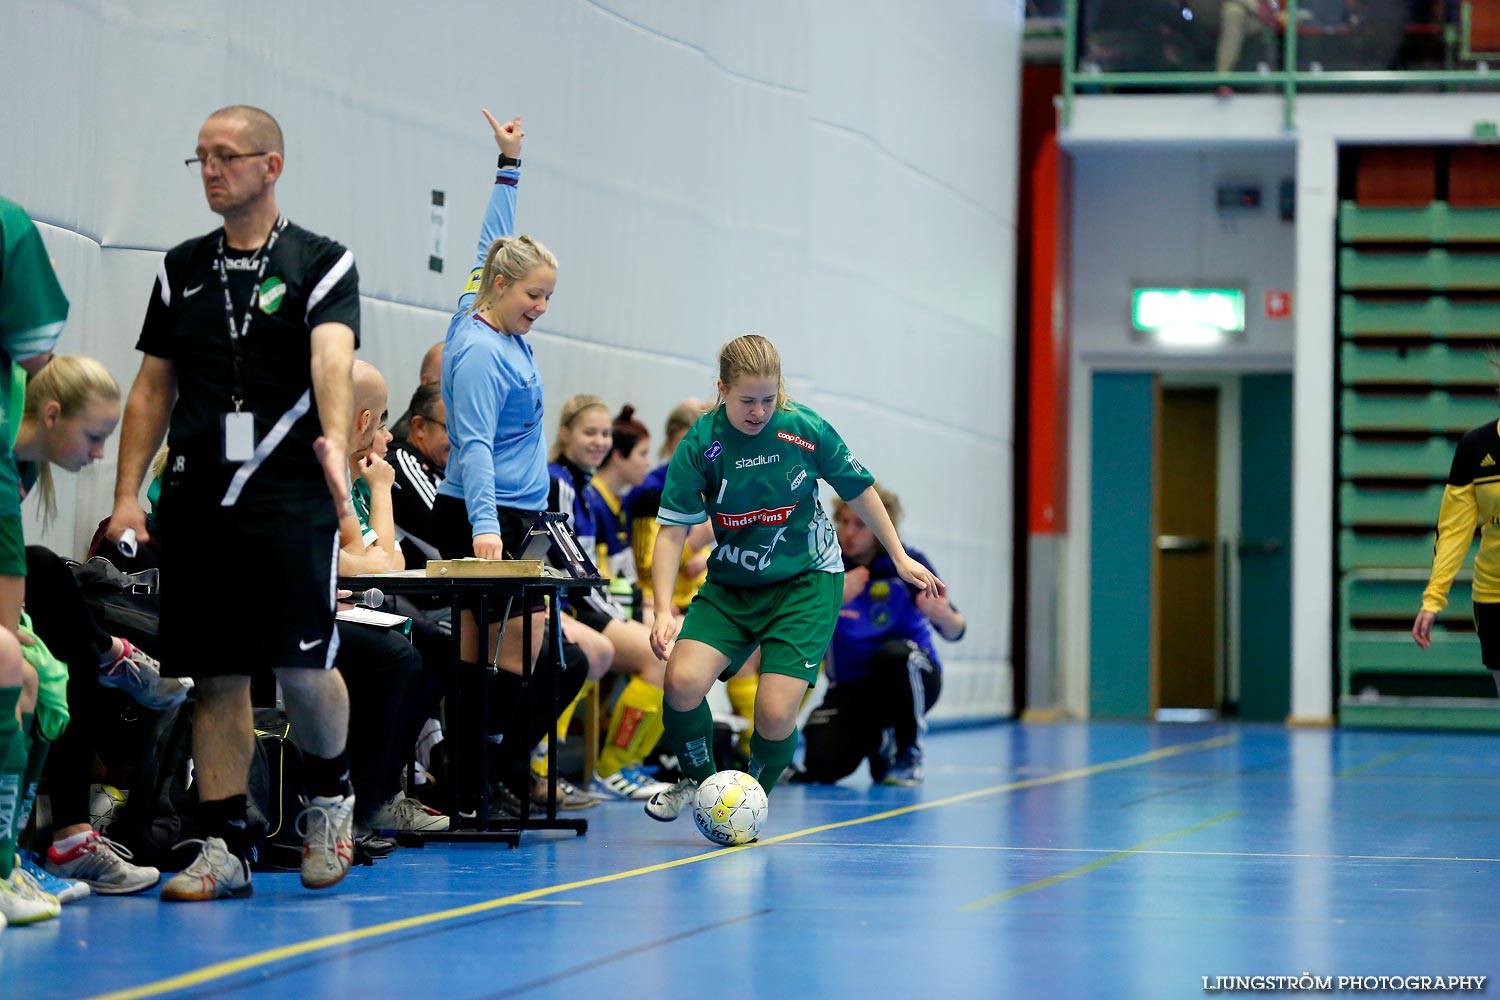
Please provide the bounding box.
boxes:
[421,417,447,432]
[185,151,271,174]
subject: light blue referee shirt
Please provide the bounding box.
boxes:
[435,167,549,536]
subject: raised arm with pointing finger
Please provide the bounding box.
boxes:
[438,111,539,560]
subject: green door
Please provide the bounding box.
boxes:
[1089,372,1156,718]
[1238,374,1293,721]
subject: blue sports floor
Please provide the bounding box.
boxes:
[8,721,1500,999]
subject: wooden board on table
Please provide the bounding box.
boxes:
[424,559,545,578]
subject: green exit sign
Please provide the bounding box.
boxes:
[1132,288,1245,335]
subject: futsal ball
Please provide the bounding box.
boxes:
[89,783,127,833]
[693,769,768,847]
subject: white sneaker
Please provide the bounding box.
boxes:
[644,778,699,822]
[368,791,449,832]
[594,766,671,801]
[0,869,61,924]
[297,794,355,890]
[160,837,252,902]
[44,832,159,894]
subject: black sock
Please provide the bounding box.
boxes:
[303,751,353,800]
[199,794,252,856]
[488,671,527,797]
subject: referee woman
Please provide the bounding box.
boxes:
[430,111,587,812]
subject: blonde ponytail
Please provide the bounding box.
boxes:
[470,235,558,316]
[23,355,120,527]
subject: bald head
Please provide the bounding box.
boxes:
[208,105,284,155]
[420,341,444,385]
[352,360,389,458]
[353,360,387,414]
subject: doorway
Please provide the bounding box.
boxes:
[1087,371,1292,720]
[1155,387,1221,712]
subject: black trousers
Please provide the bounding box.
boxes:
[801,639,942,784]
[334,621,422,819]
[388,597,453,773]
[29,545,123,830]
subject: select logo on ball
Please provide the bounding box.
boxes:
[692,769,768,847]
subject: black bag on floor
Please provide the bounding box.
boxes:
[110,702,269,871]
[252,708,305,872]
[249,708,387,870]
[66,556,160,652]
[108,704,196,870]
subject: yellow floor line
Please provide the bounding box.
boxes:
[958,811,1243,912]
[1337,743,1426,779]
[87,732,1238,1000]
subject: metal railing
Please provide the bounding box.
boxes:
[1061,0,1500,127]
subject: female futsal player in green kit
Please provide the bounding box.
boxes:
[643,334,942,822]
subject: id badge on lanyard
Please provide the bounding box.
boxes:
[223,411,256,462]
[217,217,285,463]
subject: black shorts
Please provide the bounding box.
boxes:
[156,495,339,677]
[432,493,544,618]
[1474,601,1500,668]
[568,599,619,635]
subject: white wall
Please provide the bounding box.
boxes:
[1070,144,1297,368]
[0,0,1021,718]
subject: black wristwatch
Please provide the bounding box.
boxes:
[497,153,522,169]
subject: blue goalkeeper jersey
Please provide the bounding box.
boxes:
[829,546,955,683]
[436,167,551,534]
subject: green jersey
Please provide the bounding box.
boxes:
[351,479,380,549]
[658,402,875,587]
[0,197,67,523]
[0,197,67,369]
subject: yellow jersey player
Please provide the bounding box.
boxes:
[1415,415,1500,693]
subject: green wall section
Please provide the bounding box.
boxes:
[1089,372,1155,718]
[1238,374,1294,721]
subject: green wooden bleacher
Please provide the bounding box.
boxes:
[1338,195,1500,730]
[1341,343,1494,386]
[1341,389,1495,432]
[1339,295,1500,337]
[1339,435,1453,479]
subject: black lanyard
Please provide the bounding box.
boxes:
[215,216,286,411]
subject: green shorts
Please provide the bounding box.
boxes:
[0,438,22,576]
[0,515,24,577]
[679,569,843,683]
